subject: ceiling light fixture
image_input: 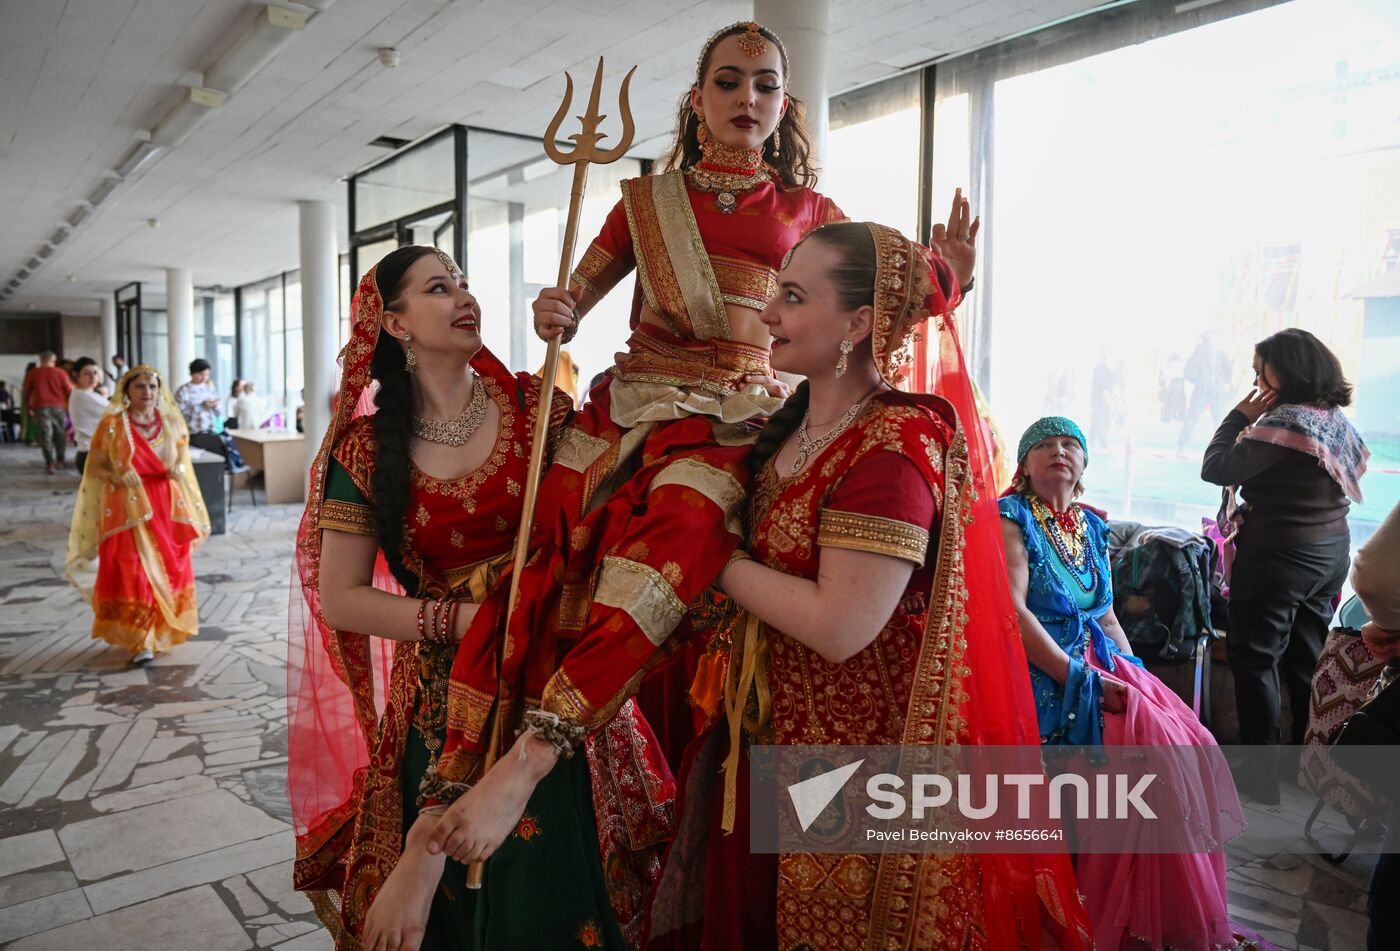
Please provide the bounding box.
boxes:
[2,1,336,301]
[112,139,168,178]
[206,5,310,95]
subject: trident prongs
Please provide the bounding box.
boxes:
[543,58,636,166]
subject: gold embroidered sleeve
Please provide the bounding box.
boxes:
[818,509,929,565]
[570,242,632,300]
[320,458,375,535]
[320,499,376,536]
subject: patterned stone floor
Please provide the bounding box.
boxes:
[0,441,1380,949]
[0,444,329,950]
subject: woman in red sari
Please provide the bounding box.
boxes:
[290,246,657,950]
[65,365,209,666]
[646,222,1092,950]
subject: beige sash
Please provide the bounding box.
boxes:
[621,171,729,342]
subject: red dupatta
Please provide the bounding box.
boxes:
[289,265,399,893]
[859,224,1093,948]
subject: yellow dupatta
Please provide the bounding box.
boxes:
[64,366,210,617]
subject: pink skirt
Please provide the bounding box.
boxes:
[1075,645,1245,950]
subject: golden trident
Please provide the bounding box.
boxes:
[466,58,635,890]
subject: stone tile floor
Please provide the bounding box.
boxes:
[0,445,329,949]
[0,442,1381,949]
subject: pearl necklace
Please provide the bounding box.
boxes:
[789,386,882,475]
[412,376,488,446]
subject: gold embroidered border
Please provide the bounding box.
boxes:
[570,243,626,299]
[318,498,375,536]
[592,555,686,647]
[557,579,591,632]
[445,679,496,739]
[649,458,746,537]
[553,427,611,473]
[817,509,929,565]
[711,253,778,311]
[622,172,728,341]
[865,422,975,949]
[541,667,591,724]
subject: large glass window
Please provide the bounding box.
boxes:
[465,127,642,389]
[826,73,922,236]
[932,0,1400,542]
[193,289,236,404]
[238,276,278,414]
[354,132,455,231]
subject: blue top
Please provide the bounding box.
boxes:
[998,493,1143,746]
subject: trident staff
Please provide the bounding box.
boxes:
[466,58,635,889]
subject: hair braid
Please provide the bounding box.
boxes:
[369,333,419,594]
[367,244,438,594]
[750,380,810,477]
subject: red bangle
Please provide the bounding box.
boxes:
[416,599,429,641]
[445,600,460,644]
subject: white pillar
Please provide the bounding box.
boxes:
[166,267,194,385]
[299,200,339,477]
[755,0,831,165]
[99,296,117,378]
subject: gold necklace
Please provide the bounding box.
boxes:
[687,142,771,214]
[1028,494,1088,569]
[413,376,488,446]
[789,386,881,474]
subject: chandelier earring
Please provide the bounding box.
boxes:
[835,339,853,378]
[403,334,417,373]
[696,111,710,147]
[771,125,781,157]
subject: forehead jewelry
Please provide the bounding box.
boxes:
[737,22,767,58]
[697,22,776,80]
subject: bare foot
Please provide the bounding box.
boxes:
[428,732,559,864]
[363,814,446,951]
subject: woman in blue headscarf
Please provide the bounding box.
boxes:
[998,416,1248,951]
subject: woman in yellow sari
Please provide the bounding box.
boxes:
[65,365,210,665]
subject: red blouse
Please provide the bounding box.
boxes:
[320,351,572,590]
[750,393,952,747]
[572,176,844,320]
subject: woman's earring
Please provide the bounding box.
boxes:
[403,334,417,373]
[696,112,710,146]
[835,340,853,378]
[771,126,781,157]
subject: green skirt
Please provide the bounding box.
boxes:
[401,727,627,950]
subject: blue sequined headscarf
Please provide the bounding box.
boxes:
[1016,416,1088,466]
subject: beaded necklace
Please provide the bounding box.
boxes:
[1028,494,1097,594]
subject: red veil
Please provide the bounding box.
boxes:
[287,262,428,897]
[870,223,1093,948]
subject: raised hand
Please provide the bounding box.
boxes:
[1233,387,1277,423]
[927,188,979,291]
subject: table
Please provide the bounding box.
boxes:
[187,447,225,535]
[230,430,306,504]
